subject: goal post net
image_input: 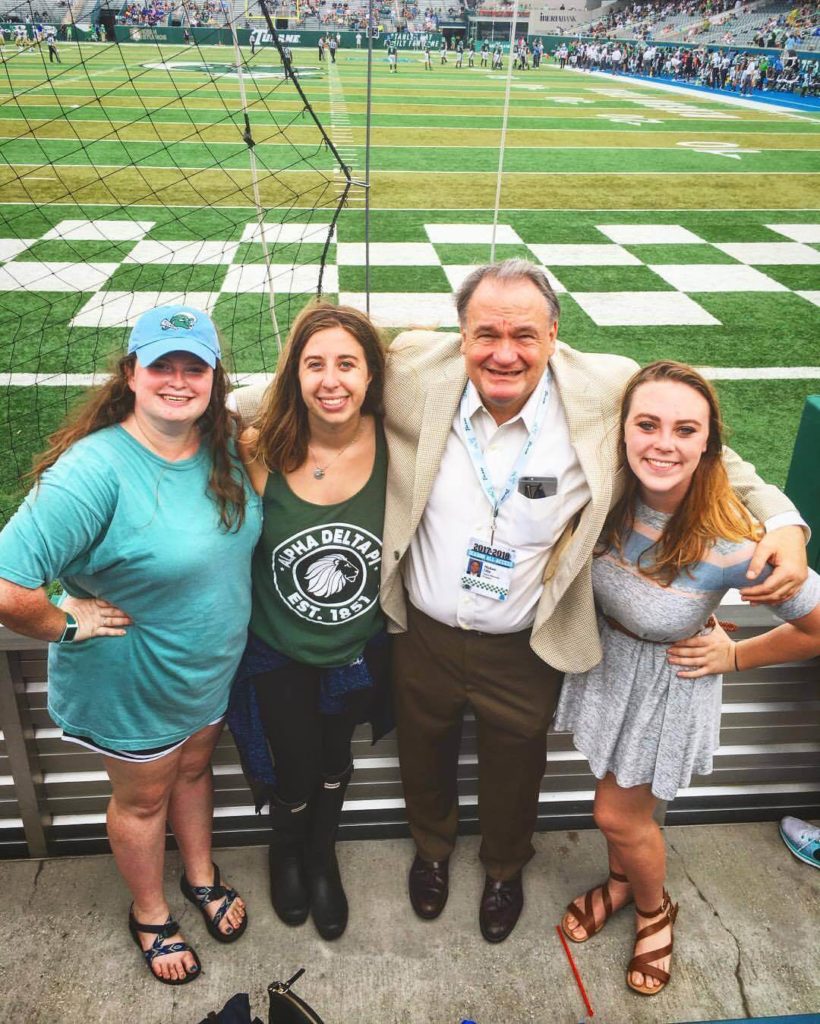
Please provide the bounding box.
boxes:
[0,0,354,518]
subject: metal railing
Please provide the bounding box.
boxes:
[2,602,818,858]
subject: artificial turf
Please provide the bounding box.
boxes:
[0,43,817,520]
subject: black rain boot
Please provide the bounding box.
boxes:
[268,792,310,925]
[306,763,352,940]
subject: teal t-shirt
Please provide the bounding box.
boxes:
[0,425,263,750]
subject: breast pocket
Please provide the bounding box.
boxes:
[511,489,567,549]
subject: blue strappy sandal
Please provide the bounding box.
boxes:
[180,861,248,944]
[128,906,201,985]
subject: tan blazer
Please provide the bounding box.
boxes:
[378,331,797,675]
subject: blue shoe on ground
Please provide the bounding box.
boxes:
[779,816,820,869]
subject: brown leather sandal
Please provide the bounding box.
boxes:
[561,869,632,943]
[626,890,679,996]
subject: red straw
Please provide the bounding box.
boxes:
[556,924,595,1018]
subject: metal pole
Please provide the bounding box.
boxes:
[490,0,519,264]
[0,643,49,858]
[364,0,373,314]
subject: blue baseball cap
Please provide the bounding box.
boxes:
[127,305,221,368]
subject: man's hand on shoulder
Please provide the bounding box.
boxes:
[740,525,808,604]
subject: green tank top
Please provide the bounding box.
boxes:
[249,423,386,667]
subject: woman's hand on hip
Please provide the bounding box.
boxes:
[667,619,736,678]
[62,595,132,641]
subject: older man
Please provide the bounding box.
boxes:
[379,259,806,942]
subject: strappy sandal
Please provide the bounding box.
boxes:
[128,906,201,985]
[180,861,248,944]
[561,869,632,943]
[627,889,679,997]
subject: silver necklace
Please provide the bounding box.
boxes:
[308,421,362,480]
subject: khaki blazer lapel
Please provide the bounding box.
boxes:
[408,367,466,536]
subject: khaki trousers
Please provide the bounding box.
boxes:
[392,602,563,881]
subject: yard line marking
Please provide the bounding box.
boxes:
[1,164,816,175]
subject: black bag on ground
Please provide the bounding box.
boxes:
[268,969,326,1024]
[197,992,263,1024]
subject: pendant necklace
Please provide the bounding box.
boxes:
[309,420,362,480]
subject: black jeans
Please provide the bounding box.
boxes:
[252,662,367,805]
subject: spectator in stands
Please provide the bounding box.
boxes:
[557,361,820,996]
[230,303,390,942]
[0,306,261,985]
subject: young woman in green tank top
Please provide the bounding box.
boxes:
[236,302,388,941]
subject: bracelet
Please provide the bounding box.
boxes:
[58,612,79,644]
[732,640,739,672]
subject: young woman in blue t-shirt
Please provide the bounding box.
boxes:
[0,306,262,985]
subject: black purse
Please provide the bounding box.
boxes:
[197,992,263,1024]
[268,969,326,1024]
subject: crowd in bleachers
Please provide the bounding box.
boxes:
[582,0,748,40]
[579,0,818,50]
[116,0,228,26]
[562,37,817,93]
[118,1,173,26]
[748,4,820,46]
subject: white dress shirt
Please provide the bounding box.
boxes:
[404,367,591,634]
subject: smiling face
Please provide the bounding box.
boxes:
[127,350,213,430]
[624,379,711,513]
[298,326,372,431]
[459,275,558,425]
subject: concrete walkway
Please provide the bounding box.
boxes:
[1,822,818,1024]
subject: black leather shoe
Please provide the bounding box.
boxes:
[479,872,523,943]
[408,854,449,920]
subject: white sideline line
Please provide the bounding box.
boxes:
[0,201,817,211]
[2,163,816,175]
[2,368,818,387]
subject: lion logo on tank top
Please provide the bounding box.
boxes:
[303,553,360,598]
[272,523,381,625]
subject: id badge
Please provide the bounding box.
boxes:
[461,536,516,602]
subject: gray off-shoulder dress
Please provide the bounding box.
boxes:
[553,502,820,801]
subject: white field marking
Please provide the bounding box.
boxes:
[0,105,804,124]
[3,112,811,135]
[1,201,819,211]
[3,164,815,176]
[575,67,817,121]
[2,133,814,153]
[5,367,817,387]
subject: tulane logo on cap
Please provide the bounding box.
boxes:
[273,523,381,625]
[160,312,197,331]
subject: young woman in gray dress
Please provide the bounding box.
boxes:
[554,361,820,996]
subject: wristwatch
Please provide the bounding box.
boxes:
[58,612,79,644]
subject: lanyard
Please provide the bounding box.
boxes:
[460,371,552,543]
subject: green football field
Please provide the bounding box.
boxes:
[0,40,818,516]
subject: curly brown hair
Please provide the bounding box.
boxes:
[30,353,248,531]
[600,360,761,584]
[253,300,386,474]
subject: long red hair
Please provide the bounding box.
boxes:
[600,361,761,584]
